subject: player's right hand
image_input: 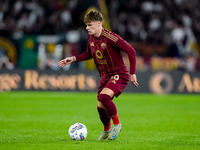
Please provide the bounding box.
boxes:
[58,57,73,68]
[130,74,139,87]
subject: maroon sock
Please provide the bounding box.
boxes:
[104,121,111,131]
[98,94,117,117]
[97,106,111,131]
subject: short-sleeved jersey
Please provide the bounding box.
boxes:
[75,28,136,79]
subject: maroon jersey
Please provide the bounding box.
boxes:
[75,28,136,79]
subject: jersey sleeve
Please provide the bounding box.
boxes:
[114,36,136,74]
[75,41,93,62]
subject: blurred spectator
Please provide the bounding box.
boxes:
[106,0,200,57]
[0,47,14,70]
[0,0,200,71]
[0,0,199,54]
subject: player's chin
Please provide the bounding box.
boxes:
[89,32,94,35]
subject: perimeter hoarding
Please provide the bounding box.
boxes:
[0,69,200,94]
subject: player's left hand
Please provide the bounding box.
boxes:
[130,74,139,87]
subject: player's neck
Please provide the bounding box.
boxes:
[94,27,103,38]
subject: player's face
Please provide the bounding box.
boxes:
[85,21,101,37]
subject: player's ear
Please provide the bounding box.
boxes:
[98,21,102,26]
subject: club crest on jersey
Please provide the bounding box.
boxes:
[90,42,94,46]
[96,50,103,59]
[101,43,106,49]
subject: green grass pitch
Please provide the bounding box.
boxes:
[0,91,200,150]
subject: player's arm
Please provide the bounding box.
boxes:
[75,42,93,62]
[113,36,139,87]
[115,37,136,74]
[58,42,92,68]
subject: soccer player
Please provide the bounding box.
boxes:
[58,11,139,140]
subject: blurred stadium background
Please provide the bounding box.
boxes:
[1,1,200,149]
[0,0,200,94]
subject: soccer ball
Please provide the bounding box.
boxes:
[68,123,87,140]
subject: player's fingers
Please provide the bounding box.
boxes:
[135,82,139,87]
[58,62,65,67]
[132,81,139,87]
[58,61,63,65]
[58,62,62,66]
[61,63,66,67]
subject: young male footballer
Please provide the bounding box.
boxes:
[58,10,139,140]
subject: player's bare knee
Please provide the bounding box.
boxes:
[97,101,104,108]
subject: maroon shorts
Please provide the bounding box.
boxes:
[97,73,129,98]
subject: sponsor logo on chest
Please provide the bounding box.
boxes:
[90,41,108,64]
